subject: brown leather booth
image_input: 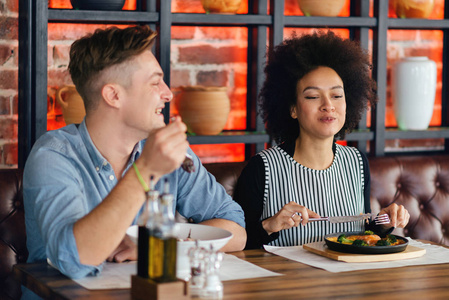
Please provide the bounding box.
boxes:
[368,156,449,246]
[0,169,26,300]
[1,155,449,299]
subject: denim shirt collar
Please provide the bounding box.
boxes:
[78,120,144,176]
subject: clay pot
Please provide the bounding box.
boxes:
[177,86,230,135]
[200,0,242,14]
[392,0,434,19]
[70,0,125,10]
[297,0,346,17]
[55,85,86,125]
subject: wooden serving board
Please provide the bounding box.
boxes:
[303,242,426,263]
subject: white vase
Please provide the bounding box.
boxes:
[392,56,436,130]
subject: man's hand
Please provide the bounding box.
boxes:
[106,235,137,263]
[138,116,189,180]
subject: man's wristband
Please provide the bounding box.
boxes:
[132,162,149,192]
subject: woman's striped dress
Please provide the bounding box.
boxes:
[259,144,366,246]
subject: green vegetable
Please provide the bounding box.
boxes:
[376,239,391,246]
[352,239,368,247]
[337,234,353,244]
[386,234,397,244]
[364,230,374,235]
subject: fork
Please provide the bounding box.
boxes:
[373,213,390,225]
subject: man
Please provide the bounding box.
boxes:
[23,25,246,296]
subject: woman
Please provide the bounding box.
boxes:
[234,31,410,249]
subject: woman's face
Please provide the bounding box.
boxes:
[291,66,346,141]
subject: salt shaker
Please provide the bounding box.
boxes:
[203,246,224,299]
[188,241,207,296]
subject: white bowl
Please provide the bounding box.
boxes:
[126,223,233,280]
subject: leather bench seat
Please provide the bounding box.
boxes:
[0,169,26,300]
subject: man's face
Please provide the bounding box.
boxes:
[120,50,173,135]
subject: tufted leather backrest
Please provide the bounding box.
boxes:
[369,155,449,246]
[0,169,27,300]
[204,161,248,197]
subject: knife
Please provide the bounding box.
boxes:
[308,213,374,223]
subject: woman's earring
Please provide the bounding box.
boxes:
[290,107,297,119]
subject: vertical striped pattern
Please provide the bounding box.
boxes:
[260,144,365,246]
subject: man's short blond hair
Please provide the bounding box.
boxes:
[68,26,157,113]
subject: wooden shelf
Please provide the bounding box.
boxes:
[187,131,269,145]
[344,130,374,141]
[48,9,159,23]
[172,13,271,25]
[388,18,449,29]
[284,16,376,27]
[385,127,449,139]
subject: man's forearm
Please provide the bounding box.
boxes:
[74,166,149,265]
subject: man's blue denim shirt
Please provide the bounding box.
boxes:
[23,120,245,280]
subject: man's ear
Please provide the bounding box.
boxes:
[101,84,121,108]
[290,105,298,119]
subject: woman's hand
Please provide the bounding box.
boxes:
[379,203,410,228]
[261,201,320,235]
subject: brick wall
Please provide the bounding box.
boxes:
[0,0,446,168]
[0,0,18,168]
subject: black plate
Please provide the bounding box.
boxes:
[324,231,409,254]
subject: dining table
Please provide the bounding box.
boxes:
[13,241,449,299]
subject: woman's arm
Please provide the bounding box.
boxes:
[234,155,279,249]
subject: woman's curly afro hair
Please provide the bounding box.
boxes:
[259,30,378,144]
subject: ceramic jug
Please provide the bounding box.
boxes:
[55,85,86,125]
[392,56,436,130]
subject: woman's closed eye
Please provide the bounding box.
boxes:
[304,94,343,100]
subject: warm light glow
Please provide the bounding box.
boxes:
[190,144,245,163]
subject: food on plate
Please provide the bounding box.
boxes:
[327,231,405,247]
[177,237,195,242]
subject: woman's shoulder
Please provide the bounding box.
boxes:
[335,143,363,157]
[335,143,368,166]
[259,141,294,157]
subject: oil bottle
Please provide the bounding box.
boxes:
[137,176,162,279]
[158,178,179,282]
[137,177,178,282]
